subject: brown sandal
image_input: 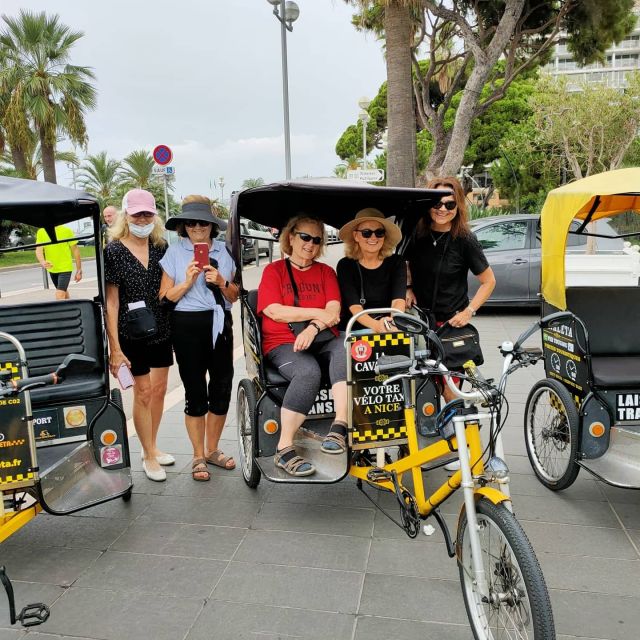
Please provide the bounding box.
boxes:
[192,458,210,482]
[205,449,236,470]
[274,446,316,477]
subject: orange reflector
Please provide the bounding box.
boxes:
[589,422,606,438]
[264,419,279,435]
[422,402,435,417]
[100,429,118,446]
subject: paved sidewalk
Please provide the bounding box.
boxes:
[1,312,640,639]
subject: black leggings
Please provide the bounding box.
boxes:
[171,310,234,417]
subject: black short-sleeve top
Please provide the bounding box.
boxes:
[405,230,488,322]
[104,240,170,343]
[337,254,406,329]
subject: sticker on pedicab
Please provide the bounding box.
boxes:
[63,405,87,429]
[33,409,60,441]
[100,444,123,467]
[616,394,640,421]
[565,360,577,381]
[551,352,561,373]
[0,393,35,489]
[351,340,373,362]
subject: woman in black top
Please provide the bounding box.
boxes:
[105,189,174,482]
[337,208,406,333]
[406,177,495,401]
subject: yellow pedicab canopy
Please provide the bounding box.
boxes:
[541,167,640,310]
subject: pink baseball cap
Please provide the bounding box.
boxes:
[122,189,157,215]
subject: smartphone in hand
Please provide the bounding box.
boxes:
[117,363,135,390]
[193,243,209,270]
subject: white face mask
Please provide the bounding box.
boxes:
[129,222,155,238]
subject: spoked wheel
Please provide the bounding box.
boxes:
[458,498,555,640]
[237,379,261,488]
[524,379,580,491]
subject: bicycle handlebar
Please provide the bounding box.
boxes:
[512,310,575,352]
[0,372,58,397]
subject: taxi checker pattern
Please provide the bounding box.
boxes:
[351,332,412,445]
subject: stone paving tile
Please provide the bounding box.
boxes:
[0,630,24,640]
[233,529,370,572]
[211,561,363,614]
[2,515,129,551]
[38,588,204,640]
[74,550,226,598]
[252,501,376,538]
[359,573,468,624]
[161,473,269,502]
[510,493,619,527]
[0,546,100,587]
[508,472,604,501]
[142,494,262,528]
[110,520,246,560]
[0,582,64,628]
[551,589,640,640]
[264,477,372,509]
[372,507,458,542]
[610,502,640,529]
[186,600,355,640]
[14,634,94,639]
[354,616,470,640]
[69,493,153,521]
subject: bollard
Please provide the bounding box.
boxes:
[41,267,49,289]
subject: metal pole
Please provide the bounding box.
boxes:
[362,119,367,170]
[163,173,170,220]
[280,0,292,180]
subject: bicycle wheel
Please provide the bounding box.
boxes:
[236,379,261,488]
[457,498,555,640]
[525,379,580,491]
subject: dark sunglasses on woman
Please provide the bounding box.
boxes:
[184,220,212,228]
[294,231,322,245]
[129,211,156,219]
[432,200,457,211]
[357,228,386,238]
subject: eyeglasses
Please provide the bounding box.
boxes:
[184,220,212,228]
[293,231,322,245]
[129,211,156,219]
[357,228,386,239]
[432,200,457,211]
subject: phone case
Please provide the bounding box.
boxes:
[194,243,209,270]
[117,363,135,390]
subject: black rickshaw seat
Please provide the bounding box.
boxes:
[0,300,106,405]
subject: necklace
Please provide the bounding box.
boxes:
[429,230,449,247]
[288,258,313,270]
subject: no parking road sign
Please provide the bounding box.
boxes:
[153,144,173,166]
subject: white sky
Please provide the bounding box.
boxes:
[2,0,387,202]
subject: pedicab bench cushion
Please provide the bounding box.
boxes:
[566,287,640,388]
[0,300,106,405]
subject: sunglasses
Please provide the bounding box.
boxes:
[432,200,457,211]
[357,228,386,239]
[293,231,322,245]
[184,220,212,228]
[129,211,156,219]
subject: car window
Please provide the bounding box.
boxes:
[534,220,588,248]
[474,220,528,251]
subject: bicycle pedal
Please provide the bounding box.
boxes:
[367,467,393,482]
[18,603,50,627]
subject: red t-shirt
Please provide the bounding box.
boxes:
[257,259,341,354]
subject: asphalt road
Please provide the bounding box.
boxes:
[0,258,98,296]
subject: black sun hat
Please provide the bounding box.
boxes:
[165,202,227,231]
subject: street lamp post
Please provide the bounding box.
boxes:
[219,177,225,204]
[358,96,371,170]
[267,0,300,180]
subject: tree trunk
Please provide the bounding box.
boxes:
[10,147,29,178]
[384,3,415,187]
[39,128,57,184]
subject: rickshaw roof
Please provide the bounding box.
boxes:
[541,167,640,310]
[233,179,448,229]
[0,176,99,228]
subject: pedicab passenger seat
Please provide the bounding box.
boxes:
[246,289,331,387]
[566,287,640,388]
[0,300,106,404]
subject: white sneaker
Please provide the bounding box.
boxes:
[142,460,167,482]
[444,459,461,471]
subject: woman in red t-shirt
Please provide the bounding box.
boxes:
[257,215,348,476]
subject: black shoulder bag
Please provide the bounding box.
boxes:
[285,259,335,345]
[428,236,484,369]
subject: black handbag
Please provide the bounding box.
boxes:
[285,259,335,345]
[125,306,157,341]
[427,235,484,369]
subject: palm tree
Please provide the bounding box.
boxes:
[241,177,265,190]
[78,152,122,210]
[0,10,97,183]
[121,149,155,189]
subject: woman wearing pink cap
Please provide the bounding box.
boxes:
[104,189,175,482]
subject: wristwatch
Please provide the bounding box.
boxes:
[224,280,229,289]
[468,305,477,316]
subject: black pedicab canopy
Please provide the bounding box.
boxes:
[228,178,449,274]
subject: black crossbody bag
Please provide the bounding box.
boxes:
[425,236,484,369]
[285,259,335,345]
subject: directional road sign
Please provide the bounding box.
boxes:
[153,144,173,166]
[347,168,385,183]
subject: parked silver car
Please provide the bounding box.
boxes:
[240,218,276,264]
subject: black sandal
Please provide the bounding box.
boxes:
[322,422,348,454]
[275,446,316,477]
